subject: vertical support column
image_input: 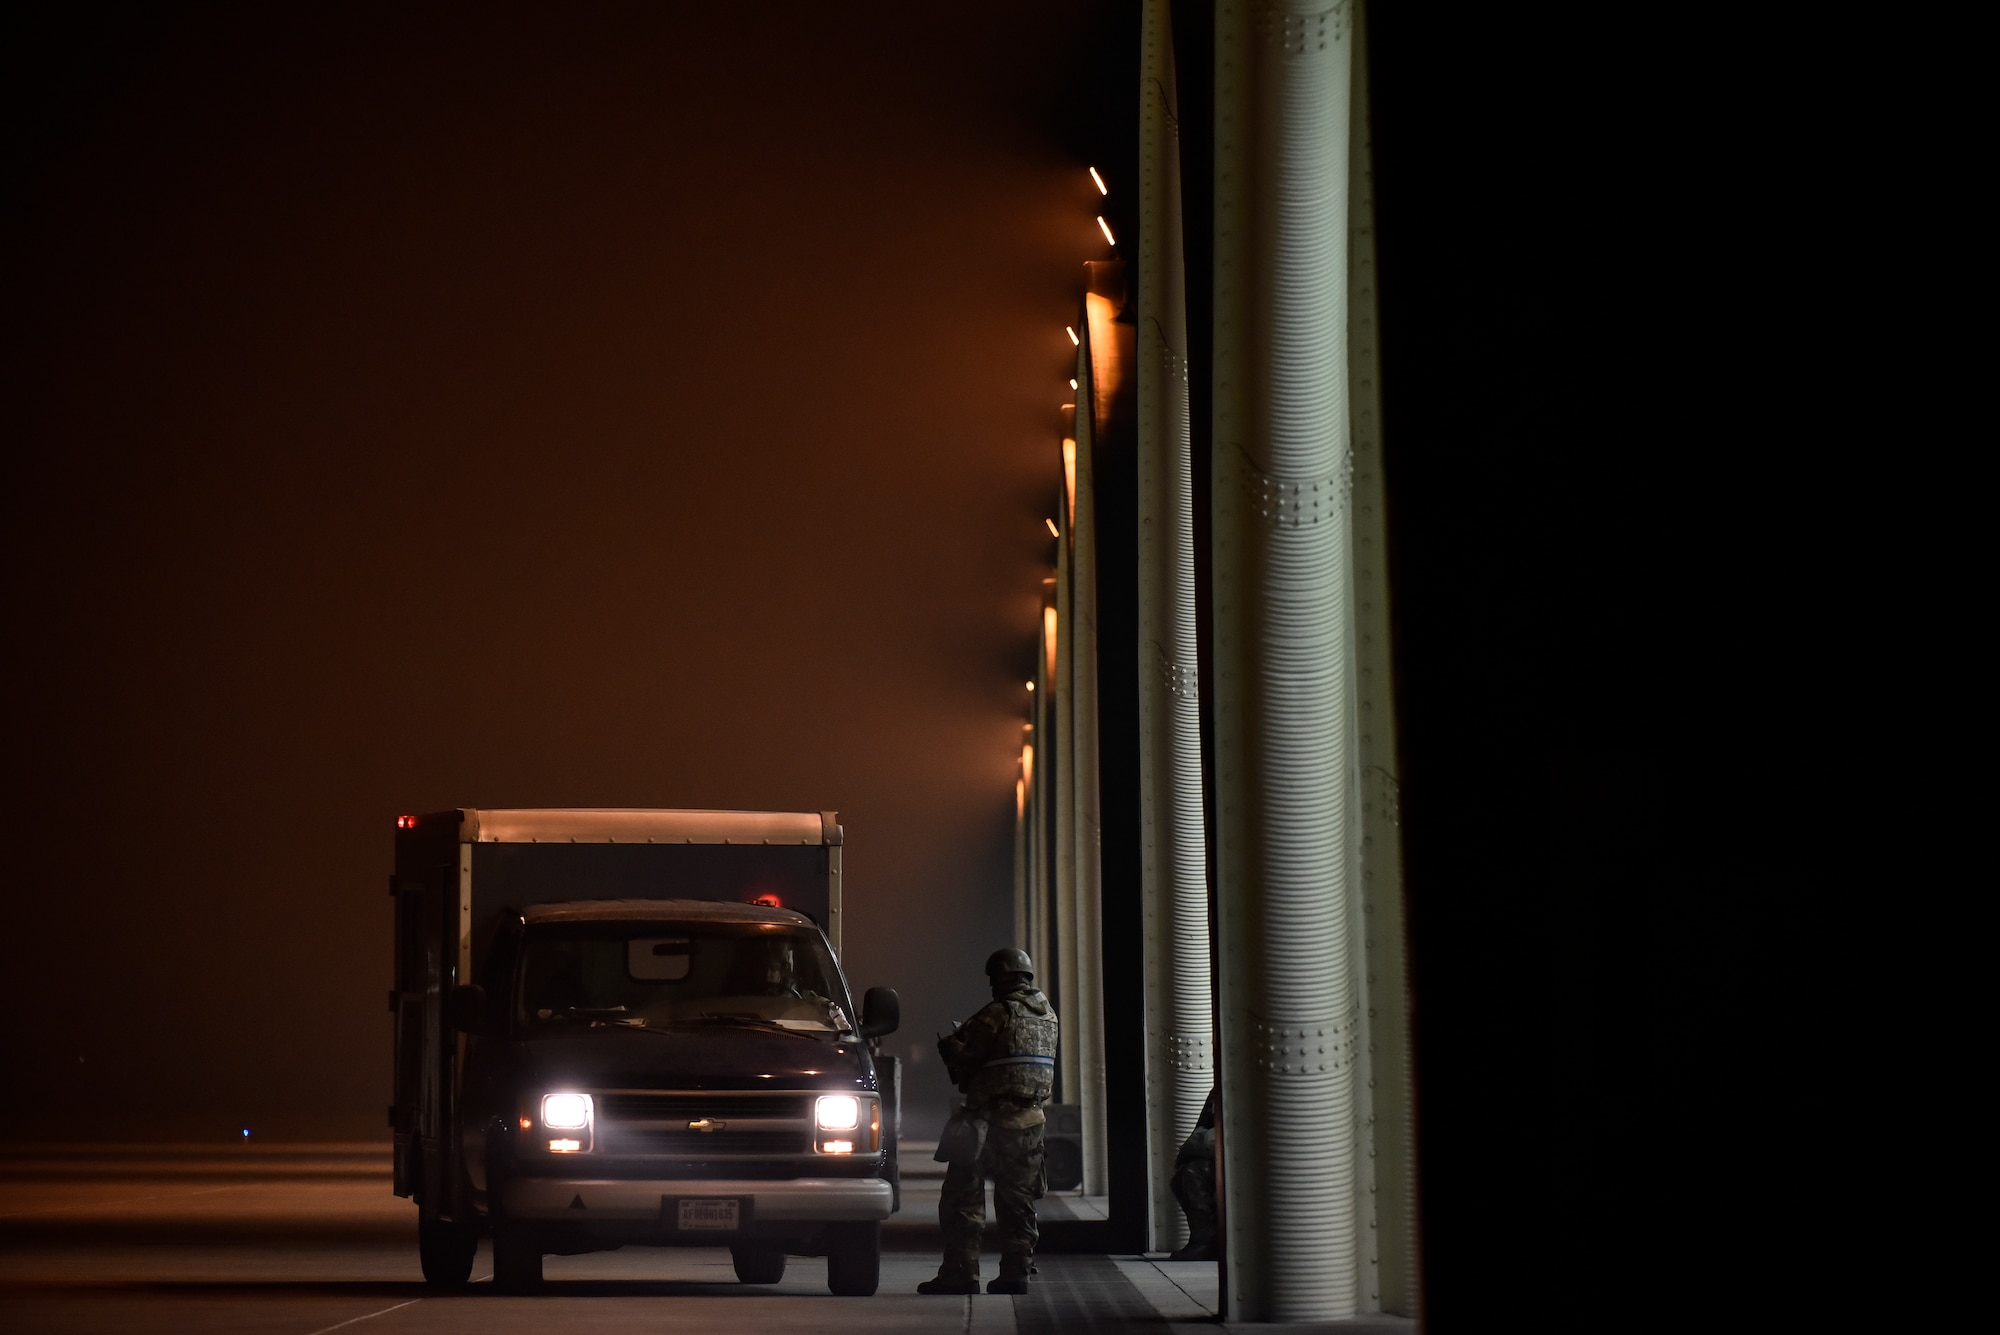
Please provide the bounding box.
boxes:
[1137,0,1214,1254]
[1346,1,1419,1314]
[1053,426,1081,1112]
[1014,758,1029,955]
[1212,0,1360,1321]
[1033,598,1056,994]
[1073,279,1119,1199]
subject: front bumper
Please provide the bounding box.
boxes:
[501,1175,893,1222]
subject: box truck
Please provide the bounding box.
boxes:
[388,807,901,1295]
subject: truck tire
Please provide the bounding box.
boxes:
[417,1211,477,1288]
[824,1221,880,1296]
[492,1223,544,1293]
[730,1245,787,1284]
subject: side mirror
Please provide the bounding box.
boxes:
[448,983,490,1035]
[860,986,900,1039]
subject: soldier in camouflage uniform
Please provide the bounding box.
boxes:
[1168,1086,1217,1261]
[917,947,1059,1295]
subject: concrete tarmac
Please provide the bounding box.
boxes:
[0,1145,1231,1334]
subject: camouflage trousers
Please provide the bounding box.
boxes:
[937,1121,1044,1279]
[1171,1154,1217,1246]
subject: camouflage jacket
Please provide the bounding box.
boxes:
[938,986,1058,1128]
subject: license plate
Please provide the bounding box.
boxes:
[676,1198,741,1231]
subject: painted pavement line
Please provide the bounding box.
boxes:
[301,1298,420,1335]
[297,1268,483,1334]
[1132,1257,1217,1314]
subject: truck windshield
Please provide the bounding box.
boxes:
[518,923,853,1034]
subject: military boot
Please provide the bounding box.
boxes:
[917,1271,980,1295]
[987,1257,1033,1294]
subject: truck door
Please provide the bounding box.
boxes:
[390,863,455,1204]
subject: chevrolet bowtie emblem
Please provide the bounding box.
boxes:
[688,1118,726,1132]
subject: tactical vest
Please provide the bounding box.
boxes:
[967,995,1058,1111]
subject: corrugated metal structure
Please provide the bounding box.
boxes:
[1135,0,1213,1255]
[1012,3,1414,1319]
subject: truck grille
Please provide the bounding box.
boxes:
[597,1092,808,1121]
[592,1090,813,1158]
[597,1128,811,1155]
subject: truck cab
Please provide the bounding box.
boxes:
[388,808,900,1295]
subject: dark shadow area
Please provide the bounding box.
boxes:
[880,1232,945,1253]
[1366,3,1851,1326]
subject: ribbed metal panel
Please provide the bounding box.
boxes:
[1345,1,1419,1315]
[1136,0,1214,1253]
[1053,417,1081,1113]
[1030,625,1053,993]
[1212,0,1360,1320]
[1072,267,1125,1198]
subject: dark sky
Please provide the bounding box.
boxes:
[2,1,1135,1141]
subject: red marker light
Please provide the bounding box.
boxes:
[751,893,782,908]
[397,815,416,829]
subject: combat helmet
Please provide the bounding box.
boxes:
[984,946,1035,984]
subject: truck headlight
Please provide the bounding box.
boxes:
[542,1092,593,1130]
[814,1095,877,1154]
[815,1096,860,1131]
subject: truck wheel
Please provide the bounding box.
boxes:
[824,1221,880,1296]
[731,1245,787,1284]
[417,1210,476,1287]
[492,1223,544,1293]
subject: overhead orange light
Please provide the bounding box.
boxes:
[1016,776,1026,822]
[1045,517,1059,538]
[1062,439,1076,529]
[1068,378,1077,390]
[1022,743,1035,792]
[1066,326,1079,346]
[1043,607,1059,678]
[1025,681,1034,692]
[1089,166,1107,195]
[1097,216,1116,245]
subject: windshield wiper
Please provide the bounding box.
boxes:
[694,1012,822,1036]
[534,1004,630,1021]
